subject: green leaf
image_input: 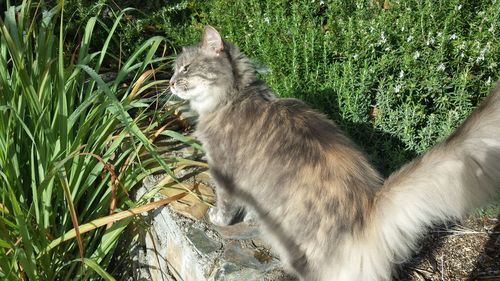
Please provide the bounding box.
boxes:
[161,130,204,152]
[76,63,177,179]
[90,218,131,264]
[83,258,117,281]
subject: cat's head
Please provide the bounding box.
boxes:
[169,25,256,115]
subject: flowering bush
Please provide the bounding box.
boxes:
[193,0,500,172]
[68,0,500,172]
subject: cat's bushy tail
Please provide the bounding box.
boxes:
[366,81,500,280]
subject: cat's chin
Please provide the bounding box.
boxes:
[170,88,189,100]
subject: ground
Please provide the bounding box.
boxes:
[398,215,500,281]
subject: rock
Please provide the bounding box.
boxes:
[223,241,271,270]
[166,182,215,220]
[128,182,294,281]
[187,226,222,255]
[215,266,263,281]
[214,222,261,240]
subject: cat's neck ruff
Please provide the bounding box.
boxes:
[189,85,234,116]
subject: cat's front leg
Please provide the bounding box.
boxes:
[208,187,243,226]
[207,168,245,226]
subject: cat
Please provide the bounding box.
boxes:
[169,25,500,281]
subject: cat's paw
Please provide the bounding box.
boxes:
[208,207,233,226]
[243,210,258,224]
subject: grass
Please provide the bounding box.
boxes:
[0,1,205,279]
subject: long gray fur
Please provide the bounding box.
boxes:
[169,25,500,281]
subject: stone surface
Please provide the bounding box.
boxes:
[128,162,294,281]
[164,182,215,221]
[222,241,278,270]
[214,222,261,240]
[187,226,222,255]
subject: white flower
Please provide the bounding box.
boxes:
[460,52,465,58]
[426,38,435,46]
[488,25,495,33]
[353,54,359,59]
[413,51,420,60]
[399,70,405,78]
[458,42,466,50]
[487,76,492,84]
[380,32,387,43]
[477,47,487,62]
[457,4,462,10]
[394,84,402,93]
[437,32,443,37]
[407,35,414,42]
[437,63,446,71]
[450,34,457,40]
[263,17,270,24]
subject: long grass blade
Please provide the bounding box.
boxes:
[57,170,84,261]
[76,63,177,179]
[82,258,117,281]
[44,192,187,253]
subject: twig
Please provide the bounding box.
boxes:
[440,254,444,281]
[43,192,187,254]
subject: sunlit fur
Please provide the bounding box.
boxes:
[169,25,500,281]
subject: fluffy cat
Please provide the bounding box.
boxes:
[169,25,500,281]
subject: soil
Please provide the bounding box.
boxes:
[397,215,500,281]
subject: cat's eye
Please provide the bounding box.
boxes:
[181,64,190,73]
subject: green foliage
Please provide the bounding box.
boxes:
[0,1,180,279]
[2,1,499,277]
[194,0,500,172]
[63,0,500,173]
[62,0,208,56]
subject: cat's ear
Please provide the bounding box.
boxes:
[201,25,224,55]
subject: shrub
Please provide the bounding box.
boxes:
[65,0,500,173]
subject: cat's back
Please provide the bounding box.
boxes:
[198,88,356,153]
[234,90,339,134]
[248,96,353,150]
